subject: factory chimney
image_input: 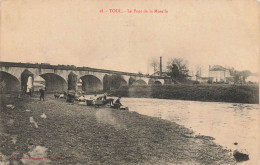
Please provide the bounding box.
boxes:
[160,56,162,76]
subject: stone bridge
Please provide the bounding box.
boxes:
[0,62,170,93]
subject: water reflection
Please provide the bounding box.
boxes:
[122,98,259,165]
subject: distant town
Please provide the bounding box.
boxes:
[150,57,259,85]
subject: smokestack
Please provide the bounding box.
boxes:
[160,56,162,76]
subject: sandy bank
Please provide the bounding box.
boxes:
[0,94,235,164]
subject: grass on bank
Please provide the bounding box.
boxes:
[110,84,259,104]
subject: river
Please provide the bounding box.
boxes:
[121,98,260,165]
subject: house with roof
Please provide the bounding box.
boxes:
[209,65,232,83]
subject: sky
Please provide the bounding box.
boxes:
[0,0,259,76]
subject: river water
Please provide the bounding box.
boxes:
[121,98,260,165]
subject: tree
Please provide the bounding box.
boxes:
[150,58,159,74]
[228,67,236,76]
[233,71,240,84]
[228,67,252,84]
[240,70,251,82]
[195,66,202,77]
[168,63,179,78]
[167,58,189,80]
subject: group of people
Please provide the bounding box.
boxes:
[93,93,122,107]
[112,96,122,105]
[108,96,123,109]
[38,89,123,108]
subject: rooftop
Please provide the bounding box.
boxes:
[209,65,226,71]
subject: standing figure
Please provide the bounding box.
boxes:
[103,93,107,101]
[30,87,34,96]
[39,88,45,101]
[109,98,114,106]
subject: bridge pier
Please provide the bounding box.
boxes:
[103,74,111,92]
[68,72,78,91]
[21,70,34,94]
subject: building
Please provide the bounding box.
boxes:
[209,65,231,83]
[189,69,211,83]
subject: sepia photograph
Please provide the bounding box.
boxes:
[0,0,259,164]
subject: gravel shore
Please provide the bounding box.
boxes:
[0,94,236,164]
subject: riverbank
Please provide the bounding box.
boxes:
[111,84,259,104]
[0,94,235,164]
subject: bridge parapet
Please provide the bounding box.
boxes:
[0,61,170,80]
[0,61,172,93]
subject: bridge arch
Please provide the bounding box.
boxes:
[134,79,147,85]
[120,78,127,86]
[110,74,127,90]
[149,79,164,85]
[40,73,67,92]
[154,81,162,85]
[80,75,102,93]
[121,75,129,85]
[0,71,20,93]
